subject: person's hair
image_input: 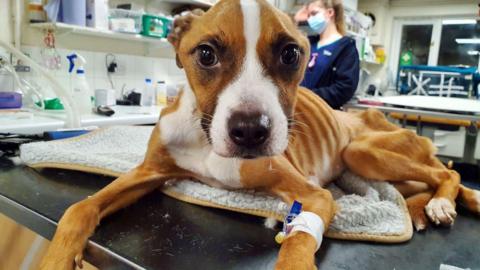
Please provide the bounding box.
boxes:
[309,0,346,35]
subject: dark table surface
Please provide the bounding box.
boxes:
[0,161,479,270]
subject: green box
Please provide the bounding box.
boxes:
[141,14,172,38]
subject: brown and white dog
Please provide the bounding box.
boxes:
[40,0,480,269]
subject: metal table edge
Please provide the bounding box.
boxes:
[0,193,145,270]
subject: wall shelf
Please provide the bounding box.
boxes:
[361,59,382,65]
[30,22,171,49]
[159,0,216,7]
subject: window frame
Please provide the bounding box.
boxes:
[389,18,442,79]
[390,16,478,85]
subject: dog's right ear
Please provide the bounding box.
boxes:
[168,9,205,69]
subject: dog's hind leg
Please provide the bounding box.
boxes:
[394,181,430,198]
[406,191,434,231]
[40,164,189,270]
[343,129,460,226]
[393,181,433,230]
[458,185,480,214]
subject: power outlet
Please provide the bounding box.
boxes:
[106,54,126,76]
[114,58,126,76]
[10,52,31,73]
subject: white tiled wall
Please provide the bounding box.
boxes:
[19,46,185,99]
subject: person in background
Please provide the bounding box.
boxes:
[295,0,360,109]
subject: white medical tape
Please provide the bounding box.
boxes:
[288,211,325,251]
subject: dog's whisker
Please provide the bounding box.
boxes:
[289,128,309,136]
[289,119,310,129]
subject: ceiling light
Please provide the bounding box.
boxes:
[456,38,480,44]
[467,50,479,55]
[443,19,477,25]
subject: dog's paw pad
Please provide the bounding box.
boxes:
[75,253,84,269]
[412,214,428,231]
[425,198,457,226]
[462,189,480,215]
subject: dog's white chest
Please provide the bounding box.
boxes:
[167,145,243,189]
[159,87,243,189]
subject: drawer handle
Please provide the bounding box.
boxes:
[434,132,447,137]
[435,143,446,148]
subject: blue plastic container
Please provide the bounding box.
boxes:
[61,0,86,26]
[0,92,22,109]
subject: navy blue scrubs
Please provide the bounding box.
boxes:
[301,36,360,109]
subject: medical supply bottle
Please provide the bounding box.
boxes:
[155,80,167,106]
[67,53,93,114]
[142,79,155,106]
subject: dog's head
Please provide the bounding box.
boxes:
[168,0,309,159]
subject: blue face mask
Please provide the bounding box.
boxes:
[308,12,328,34]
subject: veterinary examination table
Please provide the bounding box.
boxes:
[346,96,480,164]
[0,163,478,270]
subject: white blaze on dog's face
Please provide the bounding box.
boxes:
[171,0,309,159]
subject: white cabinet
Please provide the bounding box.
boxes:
[405,126,466,159]
[432,128,466,158]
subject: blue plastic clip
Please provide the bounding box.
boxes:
[275,200,302,244]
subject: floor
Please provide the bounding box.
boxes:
[0,213,97,270]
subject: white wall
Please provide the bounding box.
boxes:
[359,0,477,59]
[3,0,185,97]
[0,0,13,90]
[0,0,13,51]
[20,45,181,99]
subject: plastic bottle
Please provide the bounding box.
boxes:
[86,0,109,30]
[141,79,155,106]
[155,80,167,106]
[67,53,93,114]
[61,0,86,26]
[28,0,46,23]
[166,83,180,105]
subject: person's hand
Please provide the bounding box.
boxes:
[294,5,309,24]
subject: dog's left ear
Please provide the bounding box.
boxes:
[168,9,205,68]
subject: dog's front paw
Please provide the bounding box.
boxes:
[40,202,99,270]
[275,258,317,270]
[40,250,84,270]
[40,234,88,270]
[275,232,317,270]
[425,197,457,226]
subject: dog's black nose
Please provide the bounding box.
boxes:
[228,112,271,148]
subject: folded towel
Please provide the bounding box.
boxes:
[20,126,413,243]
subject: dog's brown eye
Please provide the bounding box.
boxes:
[281,44,300,66]
[196,44,218,67]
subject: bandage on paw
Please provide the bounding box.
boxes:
[289,211,325,251]
[274,201,325,251]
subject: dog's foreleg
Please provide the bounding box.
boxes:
[242,157,335,270]
[39,165,187,270]
[273,184,334,270]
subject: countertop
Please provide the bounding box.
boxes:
[0,162,479,270]
[0,105,163,134]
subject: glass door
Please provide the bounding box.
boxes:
[389,19,442,82]
[399,24,434,66]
